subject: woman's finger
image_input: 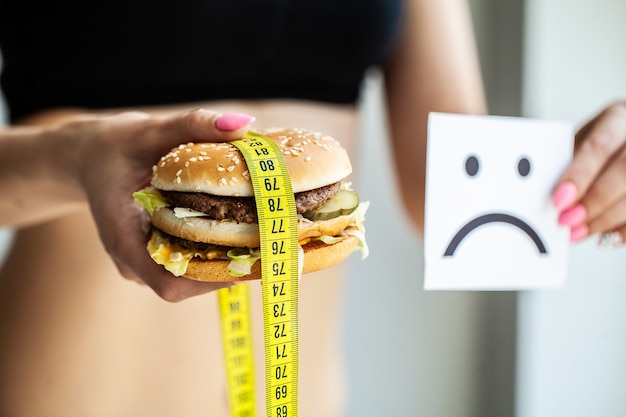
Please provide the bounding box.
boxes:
[153,108,256,146]
[577,145,626,223]
[553,102,626,210]
[586,196,626,237]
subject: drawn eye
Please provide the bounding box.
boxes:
[518,157,531,177]
[465,155,480,177]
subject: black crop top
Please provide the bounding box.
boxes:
[0,0,403,122]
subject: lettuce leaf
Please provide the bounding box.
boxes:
[227,248,262,277]
[147,230,195,276]
[345,201,370,259]
[133,187,168,215]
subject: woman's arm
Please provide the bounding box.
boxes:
[384,0,487,232]
[0,109,255,300]
[0,122,89,227]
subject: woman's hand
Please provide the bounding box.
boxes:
[552,101,626,246]
[53,109,255,301]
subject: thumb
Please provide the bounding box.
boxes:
[157,108,256,146]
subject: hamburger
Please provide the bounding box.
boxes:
[133,128,368,282]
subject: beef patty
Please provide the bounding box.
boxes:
[160,182,341,223]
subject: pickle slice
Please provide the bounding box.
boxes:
[302,190,359,221]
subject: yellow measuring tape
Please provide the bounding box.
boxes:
[218,284,256,417]
[219,131,299,417]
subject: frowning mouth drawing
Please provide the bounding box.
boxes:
[443,212,548,256]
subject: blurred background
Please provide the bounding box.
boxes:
[343,0,626,416]
[1,0,625,416]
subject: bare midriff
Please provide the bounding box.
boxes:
[0,100,358,417]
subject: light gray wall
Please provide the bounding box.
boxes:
[517,1,626,416]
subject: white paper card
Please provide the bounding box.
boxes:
[424,113,574,290]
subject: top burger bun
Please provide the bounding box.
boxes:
[152,127,353,196]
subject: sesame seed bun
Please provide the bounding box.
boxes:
[152,128,352,196]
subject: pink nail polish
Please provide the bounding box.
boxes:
[215,112,256,131]
[558,204,586,226]
[570,224,589,242]
[553,181,578,210]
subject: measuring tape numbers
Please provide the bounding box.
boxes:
[219,132,299,417]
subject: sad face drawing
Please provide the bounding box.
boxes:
[443,153,548,257]
[424,113,573,290]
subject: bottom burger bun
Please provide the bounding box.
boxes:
[182,234,360,282]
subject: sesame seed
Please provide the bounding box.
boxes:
[217,165,225,172]
[227,165,235,172]
[174,157,180,163]
[199,151,207,156]
[231,177,238,183]
[184,161,190,167]
[175,169,182,176]
[219,178,227,186]
[189,157,197,162]
[305,156,312,162]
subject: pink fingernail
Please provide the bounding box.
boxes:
[558,204,587,226]
[215,112,256,131]
[553,181,578,210]
[570,224,589,242]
